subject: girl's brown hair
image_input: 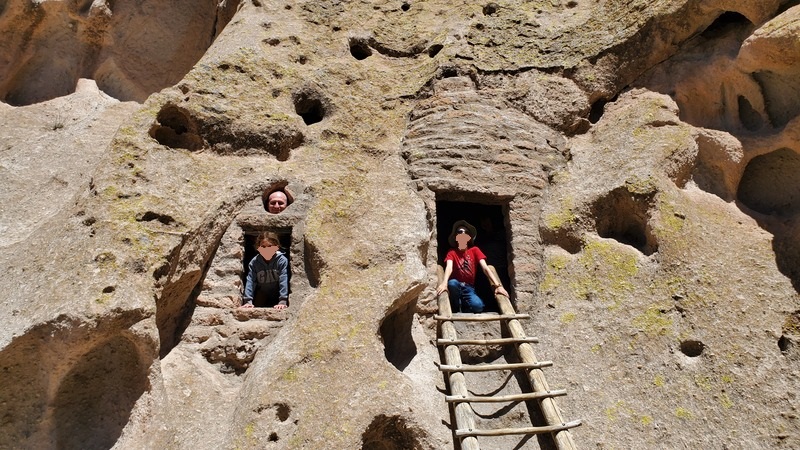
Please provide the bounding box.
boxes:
[255,231,280,248]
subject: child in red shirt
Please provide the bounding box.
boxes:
[436,220,509,312]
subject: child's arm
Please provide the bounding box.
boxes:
[479,259,509,298]
[436,260,454,295]
[275,254,289,309]
[241,258,257,308]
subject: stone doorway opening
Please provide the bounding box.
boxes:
[435,199,513,312]
[242,228,294,304]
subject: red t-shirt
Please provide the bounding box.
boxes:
[445,246,486,286]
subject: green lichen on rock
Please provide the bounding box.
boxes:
[544,195,577,229]
[569,238,639,308]
[631,304,673,337]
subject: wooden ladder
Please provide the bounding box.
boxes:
[436,267,581,450]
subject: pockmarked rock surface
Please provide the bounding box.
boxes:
[1,0,798,449]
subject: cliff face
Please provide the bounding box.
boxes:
[1,0,799,449]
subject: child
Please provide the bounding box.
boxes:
[241,231,289,309]
[436,220,509,313]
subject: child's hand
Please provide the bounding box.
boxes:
[274,304,287,310]
[495,286,509,298]
[435,282,447,296]
[240,302,254,308]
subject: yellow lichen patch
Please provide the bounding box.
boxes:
[540,253,570,292]
[719,392,733,409]
[624,175,658,195]
[281,367,299,382]
[569,239,639,308]
[675,407,692,419]
[560,312,577,324]
[591,344,602,353]
[640,415,653,426]
[693,375,712,390]
[653,374,665,387]
[544,195,577,230]
[632,304,673,337]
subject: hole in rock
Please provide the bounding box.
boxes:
[737,148,800,217]
[753,70,800,130]
[379,298,417,371]
[427,44,443,58]
[54,335,149,450]
[293,89,327,125]
[349,38,373,60]
[779,335,791,353]
[303,237,323,288]
[401,2,410,12]
[737,95,764,131]
[441,67,459,78]
[589,98,609,124]
[593,187,657,255]
[0,0,242,105]
[269,432,279,442]
[361,415,421,450]
[102,286,116,294]
[137,211,177,226]
[276,402,291,421]
[436,199,512,311]
[700,11,752,40]
[679,339,704,357]
[149,104,204,150]
[483,3,498,15]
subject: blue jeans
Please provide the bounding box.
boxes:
[448,279,485,313]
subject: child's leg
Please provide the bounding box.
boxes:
[461,284,485,313]
[447,279,462,313]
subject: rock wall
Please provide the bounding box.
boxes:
[1,0,799,449]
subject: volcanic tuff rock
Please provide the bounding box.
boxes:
[1,0,799,449]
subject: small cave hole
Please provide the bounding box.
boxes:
[593,187,658,255]
[680,339,705,357]
[401,2,410,11]
[427,44,443,58]
[349,38,373,60]
[379,300,418,371]
[361,415,421,450]
[276,403,291,421]
[441,66,458,78]
[293,90,327,125]
[738,148,800,217]
[483,2,498,15]
[738,95,764,131]
[102,286,115,294]
[268,432,279,442]
[778,335,791,353]
[149,104,204,150]
[589,98,608,124]
[700,11,752,40]
[136,211,177,226]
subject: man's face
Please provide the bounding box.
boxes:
[268,191,288,214]
[455,229,471,249]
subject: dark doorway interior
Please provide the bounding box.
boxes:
[436,200,512,312]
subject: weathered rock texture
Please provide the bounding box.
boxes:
[1,0,799,449]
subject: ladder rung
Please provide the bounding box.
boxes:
[434,313,530,322]
[437,337,539,346]
[455,420,582,437]
[446,389,567,403]
[438,361,553,372]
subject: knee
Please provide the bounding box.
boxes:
[447,279,460,288]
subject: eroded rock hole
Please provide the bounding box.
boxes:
[401,2,410,12]
[361,415,421,450]
[483,3,498,15]
[680,339,704,357]
[269,432,279,441]
[427,44,443,58]
[700,11,752,40]
[753,71,800,129]
[54,335,149,450]
[276,402,291,421]
[589,98,609,124]
[593,187,657,255]
[149,104,204,150]
[304,237,323,288]
[293,90,327,125]
[738,148,800,217]
[380,299,417,371]
[137,211,178,226]
[436,199,512,311]
[349,38,373,60]
[737,95,764,131]
[779,335,792,353]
